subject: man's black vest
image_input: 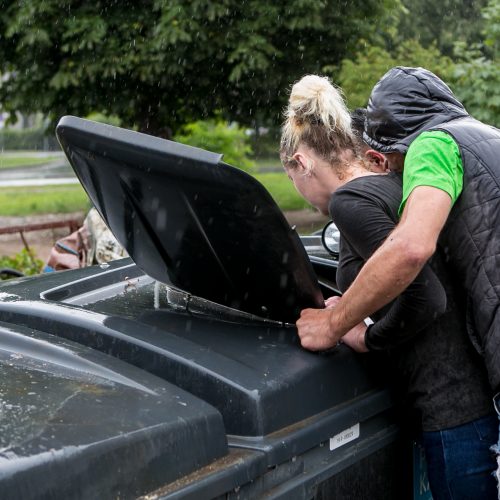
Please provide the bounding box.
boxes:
[434,117,500,392]
[365,67,500,392]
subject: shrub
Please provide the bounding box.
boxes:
[86,112,123,127]
[0,249,43,278]
[174,119,255,172]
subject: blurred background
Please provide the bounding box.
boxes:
[0,0,498,275]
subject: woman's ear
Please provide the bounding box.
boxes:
[292,152,313,175]
[364,149,389,173]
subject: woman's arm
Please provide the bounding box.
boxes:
[331,190,447,351]
[297,187,451,351]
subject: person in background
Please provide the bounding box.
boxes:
[84,208,127,265]
[45,208,126,271]
[280,74,497,499]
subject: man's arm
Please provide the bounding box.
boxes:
[297,186,452,351]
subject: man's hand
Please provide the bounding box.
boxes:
[296,307,341,351]
[326,186,453,336]
[304,185,452,352]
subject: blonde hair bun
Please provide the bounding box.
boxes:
[282,75,352,152]
[290,75,350,132]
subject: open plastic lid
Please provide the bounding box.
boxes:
[56,116,323,323]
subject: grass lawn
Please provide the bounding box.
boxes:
[254,171,312,211]
[0,171,309,217]
[0,184,91,216]
[0,154,61,169]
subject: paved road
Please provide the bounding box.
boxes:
[0,155,77,187]
[0,177,79,187]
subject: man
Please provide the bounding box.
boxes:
[295,66,500,479]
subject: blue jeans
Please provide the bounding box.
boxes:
[422,413,498,500]
[492,393,500,498]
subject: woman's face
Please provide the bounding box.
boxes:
[286,148,333,215]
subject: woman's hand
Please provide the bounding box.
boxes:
[325,295,342,308]
[341,322,369,353]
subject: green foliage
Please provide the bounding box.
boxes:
[331,0,500,127]
[453,52,500,126]
[0,249,43,277]
[483,0,500,51]
[452,0,500,126]
[393,0,489,56]
[336,40,454,109]
[85,112,123,128]
[0,185,90,216]
[334,0,500,126]
[254,172,312,211]
[0,127,59,150]
[0,0,397,135]
[174,119,254,171]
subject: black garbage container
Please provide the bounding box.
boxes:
[0,117,416,499]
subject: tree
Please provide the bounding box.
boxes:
[453,0,500,126]
[334,0,500,126]
[393,0,489,57]
[0,0,395,136]
[335,40,454,110]
[174,119,254,171]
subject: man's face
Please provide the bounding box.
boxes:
[384,152,405,173]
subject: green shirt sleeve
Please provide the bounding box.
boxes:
[399,131,463,215]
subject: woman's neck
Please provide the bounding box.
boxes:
[336,160,379,188]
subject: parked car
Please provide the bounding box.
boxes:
[0,118,415,499]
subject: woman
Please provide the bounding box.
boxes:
[280,74,497,499]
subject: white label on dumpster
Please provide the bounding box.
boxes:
[329,423,360,451]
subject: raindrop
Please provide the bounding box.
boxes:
[154,281,160,309]
[280,274,288,288]
[156,209,167,229]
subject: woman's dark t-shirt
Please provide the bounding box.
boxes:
[329,173,492,432]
